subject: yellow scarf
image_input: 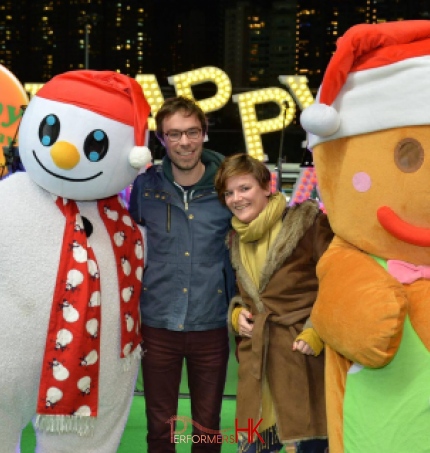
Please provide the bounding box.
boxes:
[232,192,286,437]
[232,192,286,287]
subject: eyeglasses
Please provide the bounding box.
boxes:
[163,128,202,142]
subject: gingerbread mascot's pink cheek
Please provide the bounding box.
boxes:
[352,172,372,193]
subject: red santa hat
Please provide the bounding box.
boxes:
[37,70,151,168]
[300,20,430,149]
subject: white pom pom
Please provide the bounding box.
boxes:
[129,146,152,169]
[300,103,340,137]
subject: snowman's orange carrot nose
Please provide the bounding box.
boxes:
[50,141,80,170]
[377,206,430,247]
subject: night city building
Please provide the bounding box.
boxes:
[295,0,430,93]
[224,1,296,88]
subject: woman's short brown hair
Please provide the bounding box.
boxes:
[215,153,271,205]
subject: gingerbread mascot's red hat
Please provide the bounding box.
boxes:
[301,20,430,149]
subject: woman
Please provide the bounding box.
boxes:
[215,154,332,453]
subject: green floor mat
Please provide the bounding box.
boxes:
[21,395,239,452]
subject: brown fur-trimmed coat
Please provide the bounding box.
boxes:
[228,199,333,444]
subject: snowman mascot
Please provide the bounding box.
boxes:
[0,70,151,452]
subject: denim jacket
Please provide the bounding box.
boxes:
[129,149,235,331]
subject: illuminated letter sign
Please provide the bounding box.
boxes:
[168,66,232,114]
[278,75,314,110]
[24,70,316,163]
[232,88,295,161]
[134,67,232,132]
[134,74,165,131]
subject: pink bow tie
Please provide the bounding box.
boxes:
[387,259,430,284]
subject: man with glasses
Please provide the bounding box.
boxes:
[129,96,235,453]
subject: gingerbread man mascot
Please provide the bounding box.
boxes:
[301,20,430,453]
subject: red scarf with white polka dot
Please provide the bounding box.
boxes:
[35,195,143,435]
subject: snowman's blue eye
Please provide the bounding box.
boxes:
[39,114,60,147]
[94,130,104,141]
[41,136,51,146]
[84,129,109,162]
[88,151,100,162]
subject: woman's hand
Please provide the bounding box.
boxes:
[238,309,254,338]
[293,327,324,356]
[292,339,315,355]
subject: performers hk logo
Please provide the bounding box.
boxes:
[167,415,265,445]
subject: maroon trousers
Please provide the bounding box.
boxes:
[141,325,230,453]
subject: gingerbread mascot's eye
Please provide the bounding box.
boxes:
[394,138,424,173]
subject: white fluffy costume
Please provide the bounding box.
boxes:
[0,70,151,452]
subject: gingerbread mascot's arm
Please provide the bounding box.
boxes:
[311,236,408,368]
